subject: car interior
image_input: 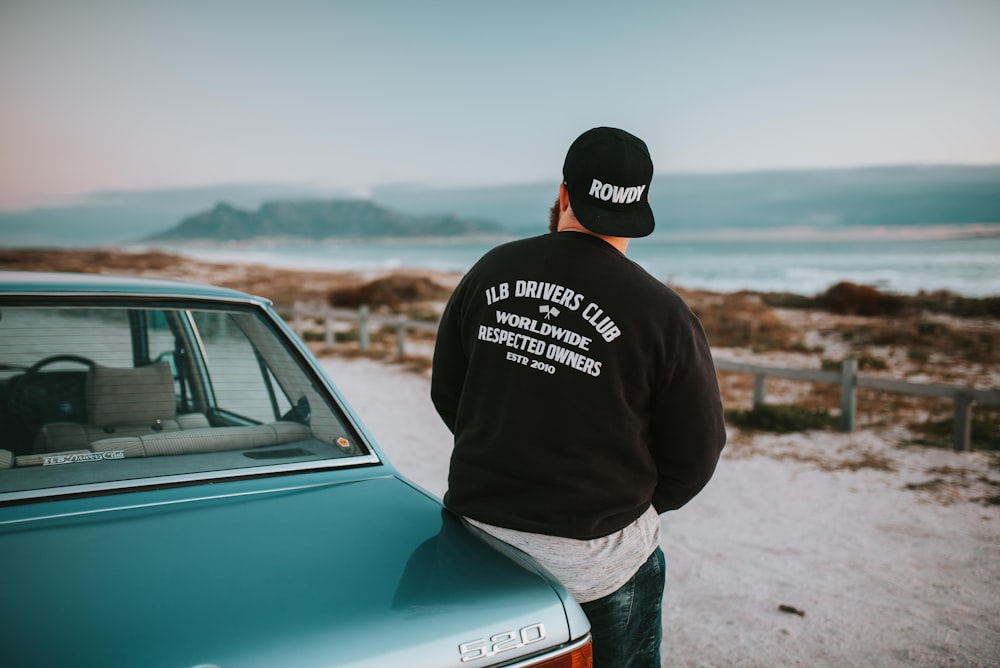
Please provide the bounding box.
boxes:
[0,302,370,493]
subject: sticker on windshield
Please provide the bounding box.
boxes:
[43,451,126,466]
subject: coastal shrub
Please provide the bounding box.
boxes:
[913,290,1000,319]
[762,282,1000,320]
[821,355,887,372]
[328,274,450,310]
[859,354,888,371]
[917,321,948,337]
[788,341,822,354]
[859,322,1000,364]
[726,404,837,433]
[759,291,814,309]
[684,291,798,351]
[816,281,908,316]
[300,329,358,344]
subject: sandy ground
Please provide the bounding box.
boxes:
[319,356,1000,668]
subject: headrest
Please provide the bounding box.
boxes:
[87,362,176,427]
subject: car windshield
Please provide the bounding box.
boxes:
[0,300,373,499]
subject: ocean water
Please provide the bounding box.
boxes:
[148,233,1000,297]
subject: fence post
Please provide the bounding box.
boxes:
[839,357,857,432]
[324,317,335,348]
[292,303,305,339]
[395,321,406,357]
[753,373,767,407]
[358,305,370,351]
[952,392,974,452]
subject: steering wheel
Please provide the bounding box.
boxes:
[8,355,97,434]
[23,355,97,377]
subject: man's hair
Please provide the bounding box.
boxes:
[548,197,559,234]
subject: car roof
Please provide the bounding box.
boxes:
[0,270,268,305]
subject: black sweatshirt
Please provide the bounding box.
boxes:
[431,232,726,540]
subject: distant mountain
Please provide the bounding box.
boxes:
[648,165,1000,231]
[0,183,337,246]
[374,165,1000,235]
[147,199,504,241]
[2,165,998,247]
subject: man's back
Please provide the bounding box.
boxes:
[432,230,724,540]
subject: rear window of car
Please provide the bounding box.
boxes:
[0,301,374,499]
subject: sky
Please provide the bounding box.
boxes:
[1,0,999,211]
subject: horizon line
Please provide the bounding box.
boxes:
[4,161,1000,214]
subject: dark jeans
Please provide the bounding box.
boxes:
[580,547,665,668]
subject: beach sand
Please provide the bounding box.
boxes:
[322,356,999,668]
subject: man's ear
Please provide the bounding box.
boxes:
[559,183,570,212]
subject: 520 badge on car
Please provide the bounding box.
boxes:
[459,623,546,662]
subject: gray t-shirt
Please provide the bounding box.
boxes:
[466,505,661,603]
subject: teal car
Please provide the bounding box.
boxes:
[0,271,591,668]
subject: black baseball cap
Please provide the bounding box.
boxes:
[562,127,655,238]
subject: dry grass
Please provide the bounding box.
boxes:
[678,289,801,352]
[905,465,1000,506]
[0,247,368,305]
[327,274,452,312]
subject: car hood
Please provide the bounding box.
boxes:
[0,474,581,667]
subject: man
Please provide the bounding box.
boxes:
[431,126,726,667]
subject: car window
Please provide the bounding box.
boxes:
[192,310,293,423]
[1,307,135,368]
[0,301,373,499]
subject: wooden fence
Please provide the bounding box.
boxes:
[284,305,1000,453]
[282,304,437,357]
[711,358,999,452]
